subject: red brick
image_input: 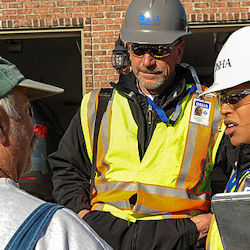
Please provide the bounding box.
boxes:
[93,25,106,31]
[73,1,88,7]
[3,10,17,15]
[101,43,114,49]
[227,2,240,8]
[2,0,16,2]
[66,7,81,13]
[106,24,121,30]
[57,14,73,18]
[99,19,114,24]
[114,6,128,11]
[26,15,41,20]
[105,0,119,5]
[40,19,45,27]
[100,69,114,74]
[9,3,23,8]
[242,2,250,7]
[41,2,56,8]
[52,19,59,26]
[98,31,115,37]
[57,1,72,7]
[98,6,112,12]
[194,3,209,8]
[10,15,24,20]
[25,2,40,8]
[14,20,19,27]
[89,0,103,6]
[0,4,8,8]
[49,8,64,14]
[33,19,39,27]
[82,6,97,12]
[234,8,249,12]
[89,13,104,18]
[34,8,49,14]
[106,12,120,18]
[18,9,32,14]
[93,50,107,55]
[20,19,26,26]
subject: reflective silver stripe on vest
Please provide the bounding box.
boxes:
[176,121,199,189]
[98,90,116,177]
[88,89,100,145]
[138,183,210,200]
[94,203,104,211]
[133,204,198,218]
[211,100,222,132]
[206,240,211,249]
[108,200,131,209]
[133,203,172,215]
[95,181,210,200]
[181,63,202,93]
[162,209,192,219]
[99,162,110,184]
[95,182,137,192]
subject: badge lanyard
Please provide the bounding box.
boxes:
[226,169,250,192]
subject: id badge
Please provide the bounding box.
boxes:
[190,98,211,126]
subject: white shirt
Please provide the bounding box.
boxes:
[0,178,112,250]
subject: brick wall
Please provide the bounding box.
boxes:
[0,0,249,92]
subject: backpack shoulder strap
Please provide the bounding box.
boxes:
[90,87,114,200]
[5,202,63,250]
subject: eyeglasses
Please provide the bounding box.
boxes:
[129,40,180,59]
[217,89,250,109]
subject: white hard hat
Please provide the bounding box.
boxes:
[202,26,250,95]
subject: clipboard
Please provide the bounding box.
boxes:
[211,192,250,250]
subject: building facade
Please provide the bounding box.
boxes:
[0,0,249,94]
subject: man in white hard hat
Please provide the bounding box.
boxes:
[0,56,112,249]
[199,26,250,249]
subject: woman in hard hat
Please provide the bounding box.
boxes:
[201,26,250,249]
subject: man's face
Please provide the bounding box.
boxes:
[9,87,36,178]
[195,107,202,116]
[129,40,185,95]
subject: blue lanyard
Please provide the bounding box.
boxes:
[147,96,170,124]
[146,84,197,125]
[226,169,250,192]
[225,170,238,192]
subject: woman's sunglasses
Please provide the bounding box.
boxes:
[128,40,180,59]
[217,89,250,109]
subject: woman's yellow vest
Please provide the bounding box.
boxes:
[80,88,224,222]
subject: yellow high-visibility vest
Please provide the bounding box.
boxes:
[80,87,224,222]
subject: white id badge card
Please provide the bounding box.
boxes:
[190,98,211,126]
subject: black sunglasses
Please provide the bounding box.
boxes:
[217,89,250,109]
[129,40,180,59]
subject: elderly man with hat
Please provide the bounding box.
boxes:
[0,56,112,249]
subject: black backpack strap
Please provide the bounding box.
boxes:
[90,87,114,201]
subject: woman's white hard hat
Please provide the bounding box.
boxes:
[202,26,250,96]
